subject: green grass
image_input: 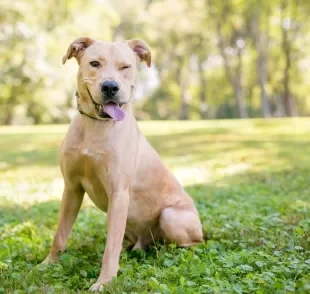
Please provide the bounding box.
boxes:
[0,119,309,293]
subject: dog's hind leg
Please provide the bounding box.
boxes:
[42,185,84,263]
[159,205,203,247]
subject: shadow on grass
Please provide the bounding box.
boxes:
[0,200,107,267]
[185,167,310,252]
[0,167,309,293]
[148,130,310,166]
[0,133,62,170]
[1,166,309,253]
[0,201,61,228]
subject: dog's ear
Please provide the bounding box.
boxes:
[127,39,151,68]
[62,37,94,65]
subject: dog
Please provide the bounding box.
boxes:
[42,37,203,291]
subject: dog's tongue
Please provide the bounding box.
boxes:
[104,103,125,121]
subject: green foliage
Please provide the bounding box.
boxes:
[1,0,310,123]
[0,120,309,292]
[0,0,117,124]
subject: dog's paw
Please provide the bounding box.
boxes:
[40,255,59,265]
[89,282,104,292]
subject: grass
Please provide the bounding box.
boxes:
[0,119,309,293]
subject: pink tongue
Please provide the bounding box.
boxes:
[104,103,125,121]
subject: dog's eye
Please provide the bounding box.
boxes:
[120,65,131,71]
[90,61,100,68]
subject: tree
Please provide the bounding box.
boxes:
[248,1,272,117]
[208,0,249,118]
[2,0,310,124]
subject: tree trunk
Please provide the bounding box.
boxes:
[281,0,294,117]
[282,29,293,116]
[179,75,190,120]
[4,106,14,125]
[180,90,190,120]
[250,10,271,117]
[234,48,248,118]
[198,58,208,119]
[113,22,124,41]
[258,52,271,117]
[176,59,190,120]
[216,22,248,118]
[4,87,16,125]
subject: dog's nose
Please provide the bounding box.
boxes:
[101,80,120,97]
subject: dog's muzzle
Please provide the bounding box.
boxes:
[76,88,126,121]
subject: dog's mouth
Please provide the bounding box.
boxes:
[85,87,126,121]
[94,101,125,120]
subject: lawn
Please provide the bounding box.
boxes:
[0,119,309,293]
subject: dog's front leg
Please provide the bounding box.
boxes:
[42,185,84,264]
[90,190,129,292]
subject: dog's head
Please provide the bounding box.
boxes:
[63,37,151,120]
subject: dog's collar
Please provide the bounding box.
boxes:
[75,91,112,121]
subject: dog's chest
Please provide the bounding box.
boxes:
[62,145,110,212]
[61,121,137,213]
[80,176,109,212]
[80,149,111,212]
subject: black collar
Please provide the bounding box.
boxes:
[75,91,112,121]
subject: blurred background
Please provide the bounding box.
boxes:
[1,0,310,125]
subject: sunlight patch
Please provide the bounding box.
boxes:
[294,200,310,209]
[0,177,64,206]
[173,166,211,186]
[0,162,9,170]
[220,163,251,176]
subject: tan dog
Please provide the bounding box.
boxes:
[42,37,203,291]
